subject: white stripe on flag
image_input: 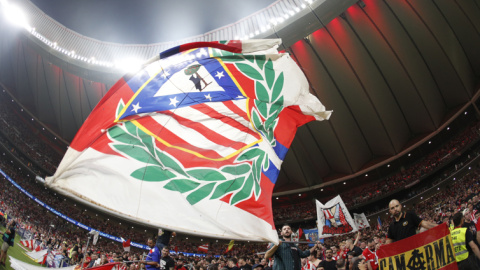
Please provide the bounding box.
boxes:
[206,99,252,131]
[151,113,239,157]
[175,102,258,144]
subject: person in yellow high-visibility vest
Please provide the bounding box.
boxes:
[451,212,480,270]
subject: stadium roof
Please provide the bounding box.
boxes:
[1,0,480,195]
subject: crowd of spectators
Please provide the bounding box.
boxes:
[2,147,480,269]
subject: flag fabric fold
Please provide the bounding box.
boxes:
[9,256,76,270]
[25,249,48,264]
[46,39,331,244]
[316,195,357,238]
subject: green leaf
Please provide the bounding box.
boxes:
[263,156,270,170]
[221,164,251,175]
[268,102,282,117]
[108,126,143,147]
[116,101,125,118]
[254,176,261,197]
[155,149,187,176]
[231,174,254,205]
[271,72,284,103]
[237,147,264,162]
[211,177,245,200]
[188,169,226,181]
[164,179,200,193]
[266,130,275,145]
[265,59,275,89]
[113,144,160,166]
[255,81,269,103]
[254,100,268,120]
[186,183,216,205]
[256,55,266,70]
[265,110,280,131]
[251,109,264,133]
[236,63,263,81]
[253,153,264,183]
[124,121,139,137]
[130,166,176,181]
[139,133,156,157]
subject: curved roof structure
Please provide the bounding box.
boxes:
[1,0,480,195]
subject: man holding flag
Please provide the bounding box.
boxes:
[265,224,320,270]
[141,238,161,270]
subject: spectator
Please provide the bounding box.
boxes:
[0,219,16,266]
[386,199,436,243]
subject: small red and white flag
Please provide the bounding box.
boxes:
[292,228,303,241]
[121,238,131,252]
[197,244,209,253]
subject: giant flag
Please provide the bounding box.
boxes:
[46,39,331,244]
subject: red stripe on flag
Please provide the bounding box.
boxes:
[339,208,348,226]
[224,63,255,98]
[178,42,243,54]
[220,100,251,123]
[162,110,251,150]
[190,103,258,138]
[190,102,253,134]
[136,116,225,160]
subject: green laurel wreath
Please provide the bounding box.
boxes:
[107,49,285,206]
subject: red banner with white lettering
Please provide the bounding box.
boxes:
[377,223,457,270]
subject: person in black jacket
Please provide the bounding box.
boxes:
[0,220,16,265]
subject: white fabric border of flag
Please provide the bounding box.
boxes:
[10,256,76,270]
[353,213,370,230]
[48,149,279,244]
[25,249,48,263]
[316,195,358,239]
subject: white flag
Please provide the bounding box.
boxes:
[89,230,100,245]
[316,195,358,238]
[353,213,370,230]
